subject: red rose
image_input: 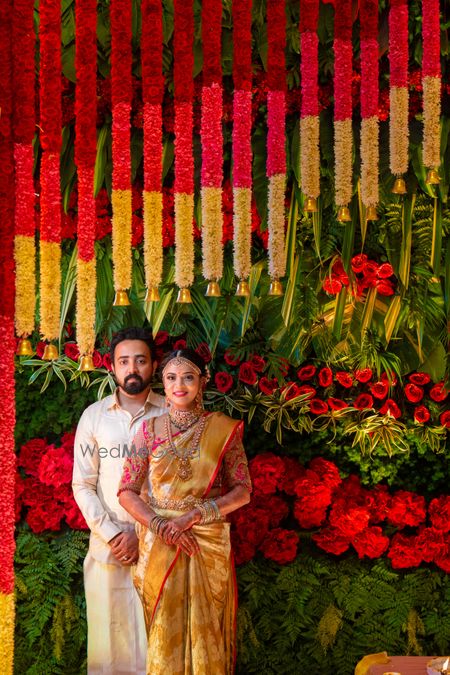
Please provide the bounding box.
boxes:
[429,496,450,532]
[279,457,305,495]
[297,365,317,381]
[354,393,374,410]
[409,372,431,386]
[376,280,395,296]
[328,397,348,411]
[309,398,328,414]
[18,438,48,477]
[102,353,112,371]
[92,350,103,368]
[224,349,240,366]
[430,382,448,402]
[64,342,80,361]
[379,399,401,418]
[238,362,258,386]
[38,446,74,487]
[259,528,298,565]
[387,490,426,528]
[250,355,266,372]
[362,261,379,280]
[323,276,342,295]
[353,526,390,559]
[414,405,430,424]
[312,527,350,555]
[329,502,370,538]
[381,371,398,386]
[377,262,394,279]
[36,341,46,359]
[318,367,333,388]
[154,331,169,346]
[248,453,285,496]
[296,384,316,400]
[370,381,389,400]
[259,377,278,395]
[440,411,450,428]
[404,383,424,403]
[351,254,368,274]
[355,368,373,383]
[214,371,233,393]
[173,338,187,351]
[195,342,212,363]
[387,533,422,569]
[332,259,349,285]
[335,371,353,388]
[283,383,302,401]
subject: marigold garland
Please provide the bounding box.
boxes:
[111,0,132,295]
[39,0,62,341]
[142,0,164,294]
[13,0,36,340]
[422,0,441,173]
[232,0,252,283]
[360,0,379,211]
[334,0,353,209]
[75,0,97,357]
[267,0,287,282]
[389,0,409,178]
[300,0,320,202]
[174,0,195,293]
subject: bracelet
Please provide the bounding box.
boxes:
[197,499,221,524]
[148,514,168,538]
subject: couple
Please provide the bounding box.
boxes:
[72,327,251,675]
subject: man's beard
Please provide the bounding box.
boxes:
[121,373,152,395]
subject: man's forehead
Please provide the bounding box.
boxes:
[115,339,151,357]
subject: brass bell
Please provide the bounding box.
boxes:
[176,287,192,303]
[337,206,351,222]
[113,290,130,306]
[304,196,317,213]
[16,338,34,356]
[426,168,440,185]
[235,280,250,297]
[392,177,407,194]
[42,343,59,360]
[205,281,221,297]
[366,205,378,221]
[78,354,95,371]
[268,279,283,296]
[145,286,160,302]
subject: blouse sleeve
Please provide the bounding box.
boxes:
[220,428,252,493]
[117,421,151,496]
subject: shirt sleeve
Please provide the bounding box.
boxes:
[72,408,122,544]
[219,426,252,493]
[117,422,150,497]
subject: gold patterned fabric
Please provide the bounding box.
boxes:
[119,412,249,675]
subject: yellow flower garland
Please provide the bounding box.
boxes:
[0,591,15,673]
[300,115,320,199]
[14,235,35,337]
[268,174,287,280]
[201,186,223,281]
[334,118,353,207]
[174,192,194,288]
[389,86,409,176]
[233,186,252,281]
[423,75,441,170]
[361,116,379,208]
[76,257,96,356]
[111,188,132,292]
[143,190,163,290]
[39,240,61,341]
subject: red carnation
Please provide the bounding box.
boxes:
[238,362,258,385]
[294,471,334,528]
[309,398,328,415]
[353,526,390,559]
[328,397,348,411]
[250,354,266,372]
[365,484,391,523]
[214,371,233,393]
[387,533,423,569]
[248,452,285,495]
[251,494,290,528]
[318,367,333,387]
[38,446,74,487]
[309,457,342,491]
[64,342,80,360]
[387,490,426,528]
[434,542,450,574]
[26,502,65,533]
[329,502,370,538]
[335,371,353,388]
[429,496,450,532]
[370,381,389,400]
[354,393,374,410]
[231,505,271,547]
[18,438,48,477]
[355,368,373,383]
[231,531,257,565]
[404,383,424,403]
[259,377,278,395]
[224,349,240,366]
[297,364,317,381]
[294,500,329,529]
[377,262,394,279]
[195,342,212,363]
[173,338,187,350]
[430,382,448,402]
[379,399,401,418]
[408,372,431,386]
[260,528,298,565]
[414,405,430,424]
[415,527,447,563]
[440,411,450,428]
[279,457,305,495]
[323,276,342,295]
[312,527,350,555]
[351,254,368,274]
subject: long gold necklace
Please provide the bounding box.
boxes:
[164,413,207,481]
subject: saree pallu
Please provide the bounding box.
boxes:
[134,412,241,675]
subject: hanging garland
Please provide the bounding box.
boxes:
[266,0,287,288]
[201,0,223,294]
[75,0,97,362]
[0,0,17,669]
[39,0,62,345]
[360,0,379,219]
[422,0,441,183]
[13,0,36,344]
[389,0,409,192]
[334,0,353,219]
[300,0,320,211]
[232,0,252,291]
[111,0,132,302]
[142,0,164,301]
[174,0,195,298]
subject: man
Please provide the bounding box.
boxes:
[73,327,166,674]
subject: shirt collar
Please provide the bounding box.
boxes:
[107,388,162,411]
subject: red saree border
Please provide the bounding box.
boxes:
[203,419,244,497]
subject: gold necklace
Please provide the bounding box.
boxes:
[164,413,207,481]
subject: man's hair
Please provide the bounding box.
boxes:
[109,327,156,363]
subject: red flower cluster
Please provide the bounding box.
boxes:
[323,255,396,297]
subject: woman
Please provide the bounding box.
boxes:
[118,348,251,675]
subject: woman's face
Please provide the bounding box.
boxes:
[163,362,202,410]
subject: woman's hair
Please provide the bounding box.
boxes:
[159,348,207,378]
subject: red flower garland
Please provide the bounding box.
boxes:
[75,0,97,358]
[360,0,379,212]
[300,0,320,203]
